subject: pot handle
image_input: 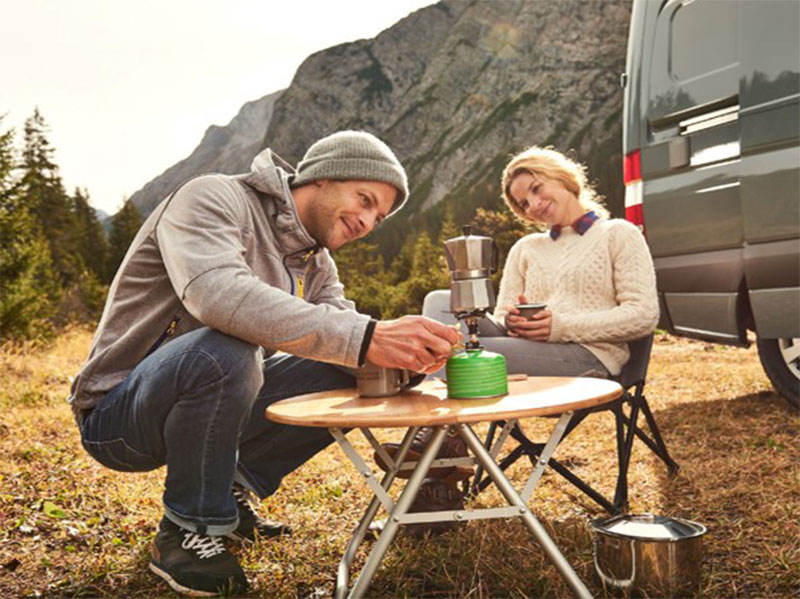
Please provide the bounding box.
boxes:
[400,368,411,388]
[593,538,636,590]
[490,240,499,274]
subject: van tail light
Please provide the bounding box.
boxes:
[623,149,645,236]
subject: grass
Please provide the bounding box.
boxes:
[1,327,798,597]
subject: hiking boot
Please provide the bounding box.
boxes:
[227,483,292,543]
[149,517,248,597]
[367,478,468,540]
[407,477,467,537]
[374,426,473,480]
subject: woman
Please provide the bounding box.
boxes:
[478,145,658,378]
[374,147,659,528]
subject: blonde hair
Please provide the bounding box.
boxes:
[501,146,610,224]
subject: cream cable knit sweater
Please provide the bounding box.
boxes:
[494,218,659,375]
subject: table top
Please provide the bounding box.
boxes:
[266,377,623,428]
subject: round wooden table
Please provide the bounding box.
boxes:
[267,376,622,599]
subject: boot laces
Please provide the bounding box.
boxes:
[233,485,259,519]
[181,532,226,559]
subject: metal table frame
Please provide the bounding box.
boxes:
[329,411,593,599]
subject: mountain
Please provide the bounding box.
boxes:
[129,0,631,258]
[129,90,283,215]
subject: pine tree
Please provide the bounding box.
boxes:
[72,187,109,282]
[19,108,83,285]
[437,204,460,246]
[107,198,143,278]
[386,232,417,285]
[472,207,531,287]
[385,231,450,318]
[0,117,58,341]
[0,118,19,210]
[333,239,389,319]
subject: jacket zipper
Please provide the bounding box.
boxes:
[283,248,318,297]
[144,317,180,358]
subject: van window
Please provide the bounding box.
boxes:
[671,0,736,81]
[647,0,739,122]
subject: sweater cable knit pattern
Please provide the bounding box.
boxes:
[493,219,659,375]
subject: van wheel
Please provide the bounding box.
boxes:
[756,337,800,408]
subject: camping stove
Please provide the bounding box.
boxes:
[443,226,507,398]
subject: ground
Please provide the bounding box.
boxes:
[1,328,798,597]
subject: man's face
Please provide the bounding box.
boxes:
[302,180,397,250]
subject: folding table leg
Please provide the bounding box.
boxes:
[456,423,593,599]
[469,421,499,497]
[347,426,449,599]
[334,426,419,599]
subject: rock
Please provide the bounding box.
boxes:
[129,0,631,258]
[129,90,283,215]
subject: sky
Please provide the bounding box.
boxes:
[2,0,436,215]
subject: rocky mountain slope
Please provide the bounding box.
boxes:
[130,0,631,257]
[129,90,282,215]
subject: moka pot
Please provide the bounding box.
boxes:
[444,225,499,314]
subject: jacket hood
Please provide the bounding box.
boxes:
[243,148,319,255]
[244,148,296,196]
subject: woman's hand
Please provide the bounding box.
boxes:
[503,293,527,330]
[507,309,552,341]
[503,303,522,330]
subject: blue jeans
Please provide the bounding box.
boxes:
[79,327,354,536]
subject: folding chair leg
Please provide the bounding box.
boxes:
[614,400,639,511]
[638,396,679,474]
[545,456,618,514]
[611,403,628,513]
[509,421,621,514]
[471,441,527,498]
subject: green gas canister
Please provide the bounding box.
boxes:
[445,349,508,399]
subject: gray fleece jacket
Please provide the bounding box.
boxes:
[69,149,371,412]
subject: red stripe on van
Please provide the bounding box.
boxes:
[624,149,641,184]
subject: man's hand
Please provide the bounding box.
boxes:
[366,315,461,374]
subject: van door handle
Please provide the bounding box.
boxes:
[669,137,690,169]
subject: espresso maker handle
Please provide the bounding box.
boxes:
[490,240,499,274]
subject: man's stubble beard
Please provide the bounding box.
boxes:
[302,193,339,250]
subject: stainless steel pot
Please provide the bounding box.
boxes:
[591,514,707,598]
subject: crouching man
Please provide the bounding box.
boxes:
[68,131,460,596]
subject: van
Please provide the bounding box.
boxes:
[621,0,799,406]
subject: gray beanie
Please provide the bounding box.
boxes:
[292,131,409,214]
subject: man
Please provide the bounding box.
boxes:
[69,131,460,596]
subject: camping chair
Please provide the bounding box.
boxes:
[421,290,679,515]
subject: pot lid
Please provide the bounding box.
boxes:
[591,514,707,541]
[446,224,493,243]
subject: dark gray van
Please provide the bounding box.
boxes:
[622,0,799,406]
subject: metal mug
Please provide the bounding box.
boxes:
[515,303,547,320]
[356,362,412,397]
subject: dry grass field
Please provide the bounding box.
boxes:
[1,327,798,598]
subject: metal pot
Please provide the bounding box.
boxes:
[591,514,707,598]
